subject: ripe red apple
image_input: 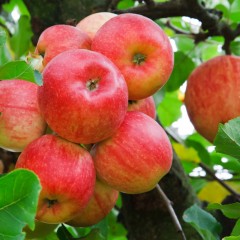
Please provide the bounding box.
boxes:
[128,96,156,119]
[91,111,173,194]
[76,12,117,39]
[185,55,240,142]
[38,49,128,144]
[67,180,119,227]
[15,134,96,224]
[0,80,46,152]
[91,13,174,100]
[35,24,91,67]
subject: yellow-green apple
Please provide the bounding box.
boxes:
[91,111,172,194]
[34,24,91,68]
[128,96,156,119]
[76,12,117,39]
[185,55,240,142]
[91,13,174,100]
[67,180,119,227]
[23,221,58,239]
[15,134,96,224]
[38,49,128,144]
[0,80,46,152]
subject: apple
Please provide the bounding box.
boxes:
[34,24,91,67]
[23,221,58,239]
[67,180,119,227]
[15,134,96,224]
[76,12,117,39]
[91,13,174,100]
[128,96,156,119]
[91,111,173,194]
[0,80,46,152]
[185,55,240,142]
[38,49,128,144]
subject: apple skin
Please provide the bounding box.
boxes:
[76,12,117,39]
[91,13,174,100]
[35,24,91,67]
[91,111,173,194]
[38,49,128,144]
[128,96,156,119]
[66,180,119,227]
[15,134,96,224]
[0,80,46,152]
[185,55,240,142]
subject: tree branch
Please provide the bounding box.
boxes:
[199,162,240,202]
[113,0,240,54]
[156,184,187,240]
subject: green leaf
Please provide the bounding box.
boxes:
[107,210,127,239]
[214,117,240,160]
[186,139,211,165]
[0,60,35,82]
[0,28,6,47]
[117,0,134,9]
[223,235,240,240]
[229,0,240,22]
[165,51,195,92]
[9,15,33,59]
[231,218,240,236]
[0,169,41,240]
[3,0,30,16]
[208,203,240,219]
[157,90,182,127]
[57,224,75,240]
[79,229,105,240]
[183,204,222,240]
[230,41,240,56]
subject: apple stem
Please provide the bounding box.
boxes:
[156,184,187,240]
[128,100,138,105]
[133,53,146,65]
[46,199,58,208]
[86,78,99,91]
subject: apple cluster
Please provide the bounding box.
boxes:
[0,12,174,228]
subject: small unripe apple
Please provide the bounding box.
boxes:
[185,55,240,142]
[35,24,91,67]
[92,13,174,100]
[67,180,119,227]
[0,80,46,152]
[15,134,96,224]
[128,96,156,119]
[76,12,117,39]
[92,111,173,194]
[38,49,128,144]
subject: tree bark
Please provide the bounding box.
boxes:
[119,152,201,240]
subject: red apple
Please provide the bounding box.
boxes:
[35,24,91,67]
[0,80,46,152]
[128,96,156,119]
[185,55,240,142]
[91,111,173,194]
[15,134,96,224]
[67,180,119,227]
[38,49,128,144]
[76,12,117,39]
[91,13,174,100]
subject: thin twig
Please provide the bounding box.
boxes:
[199,162,240,202]
[156,184,187,240]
